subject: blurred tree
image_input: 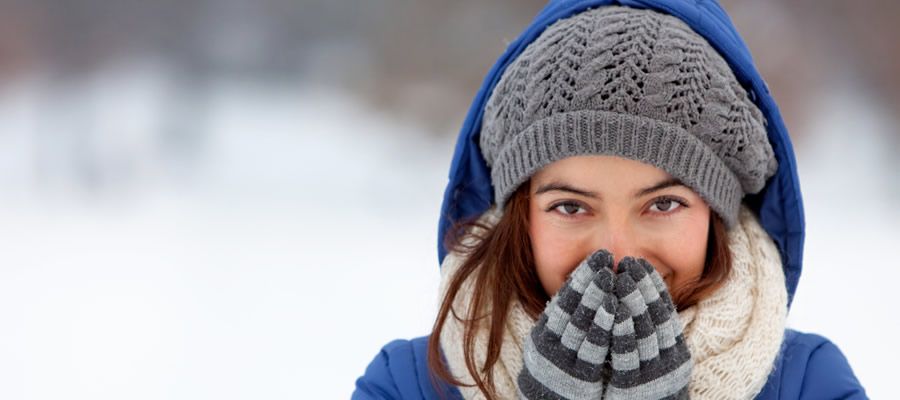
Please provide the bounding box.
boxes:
[1,0,897,140]
[721,0,900,143]
[358,0,547,134]
[0,3,40,84]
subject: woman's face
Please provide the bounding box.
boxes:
[528,155,711,296]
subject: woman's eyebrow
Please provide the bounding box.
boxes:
[634,178,684,197]
[534,182,598,198]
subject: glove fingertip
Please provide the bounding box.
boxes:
[644,260,669,293]
[626,259,649,282]
[617,256,636,273]
[586,249,614,272]
[637,257,656,274]
[567,260,596,294]
[614,270,638,300]
[594,264,616,293]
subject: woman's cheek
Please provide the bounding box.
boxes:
[656,221,708,287]
[532,227,589,296]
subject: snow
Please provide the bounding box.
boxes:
[786,83,899,398]
[0,69,894,398]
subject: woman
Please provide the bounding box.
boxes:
[353,1,866,399]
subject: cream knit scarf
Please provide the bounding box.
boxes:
[438,206,787,399]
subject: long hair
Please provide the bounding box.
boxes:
[426,183,732,399]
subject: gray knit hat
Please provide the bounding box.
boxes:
[480,6,777,227]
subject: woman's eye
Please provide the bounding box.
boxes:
[552,202,586,216]
[649,198,682,213]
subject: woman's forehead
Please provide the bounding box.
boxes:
[532,155,674,188]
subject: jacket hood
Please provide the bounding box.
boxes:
[436,0,805,306]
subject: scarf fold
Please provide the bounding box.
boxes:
[438,206,787,399]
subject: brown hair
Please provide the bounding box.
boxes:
[426,183,731,399]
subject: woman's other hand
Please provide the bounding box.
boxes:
[606,257,691,399]
[518,249,617,400]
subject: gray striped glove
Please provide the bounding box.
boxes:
[518,250,618,400]
[605,257,691,400]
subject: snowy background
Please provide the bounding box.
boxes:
[1,1,898,399]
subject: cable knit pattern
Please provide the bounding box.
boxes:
[480,6,777,226]
[438,206,786,399]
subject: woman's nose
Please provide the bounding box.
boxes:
[592,222,638,272]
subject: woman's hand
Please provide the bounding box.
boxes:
[518,251,692,400]
[518,250,618,400]
[606,257,691,399]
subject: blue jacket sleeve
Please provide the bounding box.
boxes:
[759,331,867,400]
[797,338,867,400]
[352,339,410,400]
[352,337,461,400]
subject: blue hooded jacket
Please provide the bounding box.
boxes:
[353,0,867,398]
